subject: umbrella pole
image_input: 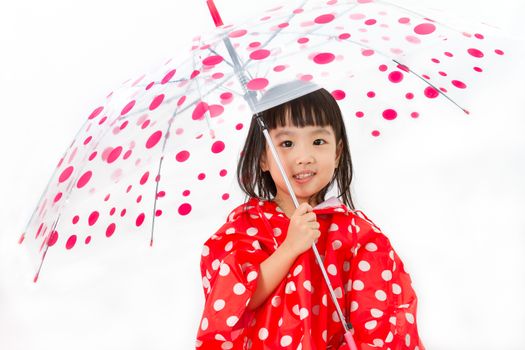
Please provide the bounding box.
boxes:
[256,117,358,350]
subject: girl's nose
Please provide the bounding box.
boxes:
[296,153,314,165]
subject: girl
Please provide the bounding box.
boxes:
[196,81,424,349]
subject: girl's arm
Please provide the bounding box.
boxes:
[247,202,320,311]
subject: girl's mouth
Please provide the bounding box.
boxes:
[293,171,316,182]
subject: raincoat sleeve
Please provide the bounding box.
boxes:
[341,211,425,350]
[196,219,268,348]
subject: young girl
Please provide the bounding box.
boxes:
[195,81,424,349]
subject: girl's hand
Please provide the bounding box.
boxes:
[282,202,320,257]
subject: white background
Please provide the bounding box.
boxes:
[1,0,524,349]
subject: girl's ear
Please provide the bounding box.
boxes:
[260,151,269,172]
[335,140,343,167]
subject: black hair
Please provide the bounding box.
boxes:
[236,87,355,209]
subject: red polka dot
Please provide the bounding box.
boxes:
[140,171,149,185]
[59,166,74,183]
[149,94,165,111]
[198,173,206,180]
[297,37,309,44]
[155,210,162,217]
[220,169,228,176]
[452,80,467,89]
[468,48,484,58]
[371,130,381,137]
[106,223,116,237]
[229,29,247,38]
[405,92,414,99]
[313,52,335,64]
[211,140,225,153]
[146,130,163,149]
[222,193,230,200]
[161,69,176,84]
[47,231,58,247]
[183,190,190,196]
[424,86,439,98]
[247,78,269,91]
[356,111,364,118]
[72,215,79,224]
[203,55,223,66]
[190,70,200,79]
[88,106,104,120]
[77,171,92,189]
[382,109,398,120]
[136,213,145,227]
[176,150,190,162]
[473,67,483,72]
[235,123,243,130]
[88,211,99,226]
[367,91,376,98]
[250,49,271,60]
[178,203,192,216]
[121,100,135,116]
[107,146,122,164]
[414,23,436,35]
[331,90,346,100]
[315,14,335,24]
[65,235,77,250]
[365,19,377,25]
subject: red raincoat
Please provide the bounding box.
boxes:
[196,197,424,349]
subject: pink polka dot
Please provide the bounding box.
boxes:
[356,111,364,118]
[431,58,440,64]
[155,210,162,217]
[121,100,136,116]
[161,69,176,84]
[406,35,421,44]
[222,193,230,200]
[371,130,380,137]
[77,171,92,189]
[198,173,206,180]
[136,213,145,227]
[468,48,484,58]
[331,90,346,100]
[203,55,223,66]
[247,78,269,91]
[277,22,289,29]
[212,140,225,153]
[365,19,377,25]
[297,37,309,44]
[274,65,286,72]
[382,109,397,120]
[475,33,484,39]
[109,207,116,215]
[220,92,233,102]
[85,236,91,244]
[495,49,504,55]
[367,91,376,98]
[379,64,388,72]
[190,70,200,79]
[362,49,375,56]
[315,14,335,24]
[72,215,79,224]
[414,23,436,35]
[183,190,190,196]
[140,171,149,185]
[88,211,99,226]
[406,92,414,99]
[145,81,154,90]
[388,71,404,83]
[107,146,122,163]
[424,86,439,98]
[59,166,74,183]
[452,80,467,89]
[439,71,447,76]
[349,13,365,20]
[88,106,104,120]
[229,29,247,38]
[411,112,420,118]
[444,51,453,57]
[65,235,77,250]
[146,130,163,149]
[106,223,116,237]
[149,94,165,111]
[176,150,190,162]
[53,192,62,203]
[177,96,186,106]
[47,231,58,247]
[212,72,224,79]
[293,8,304,14]
[250,49,271,60]
[339,33,351,40]
[473,66,483,72]
[248,41,261,48]
[235,123,243,130]
[399,17,410,24]
[220,169,227,177]
[300,74,313,81]
[313,52,335,64]
[178,203,192,216]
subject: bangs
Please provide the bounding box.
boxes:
[261,89,338,131]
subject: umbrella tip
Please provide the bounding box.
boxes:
[18,232,25,244]
[150,239,154,247]
[33,273,39,283]
[206,0,224,27]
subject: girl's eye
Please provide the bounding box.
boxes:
[313,139,326,145]
[280,140,293,148]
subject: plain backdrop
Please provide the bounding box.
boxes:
[1,0,524,349]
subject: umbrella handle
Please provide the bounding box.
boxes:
[344,331,359,350]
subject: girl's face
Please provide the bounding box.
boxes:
[260,122,342,206]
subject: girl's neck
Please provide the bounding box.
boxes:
[273,194,318,218]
